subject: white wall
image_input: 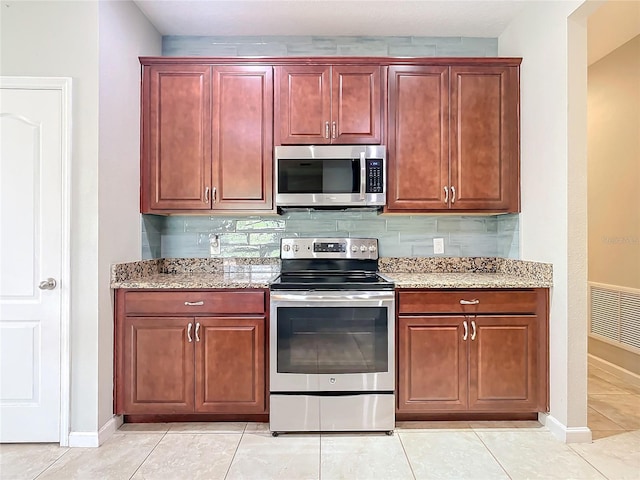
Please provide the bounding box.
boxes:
[97,0,161,431]
[1,0,160,442]
[499,0,595,442]
[1,0,101,435]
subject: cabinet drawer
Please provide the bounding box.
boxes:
[124,290,265,315]
[398,290,538,315]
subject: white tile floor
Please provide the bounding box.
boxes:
[2,365,639,480]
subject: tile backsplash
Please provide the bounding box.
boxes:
[162,35,498,57]
[142,211,519,260]
[146,35,514,260]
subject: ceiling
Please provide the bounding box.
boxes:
[133,0,529,37]
[133,0,640,62]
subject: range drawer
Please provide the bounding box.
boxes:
[398,290,539,315]
[124,290,266,316]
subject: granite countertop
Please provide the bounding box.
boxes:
[110,257,553,290]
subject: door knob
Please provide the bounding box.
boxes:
[38,278,57,290]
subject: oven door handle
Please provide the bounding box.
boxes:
[270,291,394,302]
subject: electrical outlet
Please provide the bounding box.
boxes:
[209,234,221,256]
[433,237,445,255]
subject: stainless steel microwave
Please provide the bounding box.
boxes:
[275,145,386,208]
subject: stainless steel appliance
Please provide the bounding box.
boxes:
[274,145,386,208]
[269,237,395,435]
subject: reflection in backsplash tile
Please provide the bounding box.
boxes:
[142,212,520,259]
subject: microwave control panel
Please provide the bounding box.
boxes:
[366,159,384,193]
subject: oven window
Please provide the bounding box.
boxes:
[277,159,359,194]
[276,307,388,374]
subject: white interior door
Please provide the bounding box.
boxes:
[0,78,71,443]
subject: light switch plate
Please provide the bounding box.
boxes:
[433,237,445,254]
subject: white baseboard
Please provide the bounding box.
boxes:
[588,354,640,388]
[539,413,592,444]
[68,415,123,448]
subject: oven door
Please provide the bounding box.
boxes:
[269,290,395,392]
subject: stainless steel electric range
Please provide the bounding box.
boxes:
[269,237,395,435]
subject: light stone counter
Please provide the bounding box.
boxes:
[110,257,552,290]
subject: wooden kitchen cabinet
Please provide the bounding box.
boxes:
[397,289,548,416]
[274,64,382,145]
[141,63,273,213]
[115,289,267,417]
[387,61,520,213]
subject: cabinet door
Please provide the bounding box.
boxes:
[275,65,331,145]
[468,315,538,411]
[212,66,273,210]
[387,66,449,211]
[450,66,519,211]
[331,65,381,144]
[122,317,195,414]
[195,317,266,414]
[142,65,212,212]
[397,316,467,412]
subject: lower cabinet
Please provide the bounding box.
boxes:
[115,289,266,416]
[397,289,549,415]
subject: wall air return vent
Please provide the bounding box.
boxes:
[589,283,640,352]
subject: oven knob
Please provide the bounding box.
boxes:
[351,245,358,252]
[283,244,290,252]
[360,245,367,252]
[293,245,299,252]
[369,245,376,252]
[329,378,336,384]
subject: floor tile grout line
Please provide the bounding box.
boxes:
[128,430,168,480]
[472,429,514,480]
[222,426,245,480]
[396,431,417,480]
[566,443,612,480]
[33,446,73,480]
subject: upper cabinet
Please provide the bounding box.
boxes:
[274,65,382,145]
[387,62,520,213]
[139,57,520,215]
[141,63,273,214]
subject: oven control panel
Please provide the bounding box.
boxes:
[280,237,378,260]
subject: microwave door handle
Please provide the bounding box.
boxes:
[360,152,366,201]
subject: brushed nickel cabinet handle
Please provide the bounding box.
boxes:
[187,322,193,343]
[451,185,456,204]
[184,301,204,306]
[463,320,468,341]
[212,187,217,203]
[204,187,210,204]
[444,186,449,204]
[332,121,337,139]
[325,121,330,139]
[195,322,201,342]
[471,320,477,341]
[459,299,480,305]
